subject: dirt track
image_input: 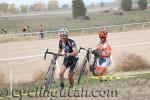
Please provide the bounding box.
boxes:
[0,29,150,84]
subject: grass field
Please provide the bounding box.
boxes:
[0,9,150,33]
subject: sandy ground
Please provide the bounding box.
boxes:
[0,29,150,84]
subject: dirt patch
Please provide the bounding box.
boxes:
[33,70,46,82]
[115,53,150,72]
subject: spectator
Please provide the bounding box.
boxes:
[39,25,44,38]
[1,28,7,34]
[22,26,30,36]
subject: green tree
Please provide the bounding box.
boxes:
[100,0,104,7]
[72,0,86,18]
[138,0,147,10]
[121,0,132,11]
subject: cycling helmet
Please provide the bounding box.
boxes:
[99,31,108,38]
[58,28,69,35]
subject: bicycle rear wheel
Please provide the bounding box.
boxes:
[77,58,87,84]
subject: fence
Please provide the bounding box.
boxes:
[0,22,150,43]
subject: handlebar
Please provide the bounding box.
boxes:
[44,48,63,60]
[44,47,98,60]
[78,47,90,53]
[78,47,102,55]
[91,49,102,55]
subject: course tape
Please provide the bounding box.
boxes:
[89,75,134,81]
[89,70,150,81]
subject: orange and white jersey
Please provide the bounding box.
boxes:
[97,40,111,58]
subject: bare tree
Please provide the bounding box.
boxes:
[61,4,70,9]
[48,0,59,10]
[8,3,17,13]
[20,5,29,13]
[0,2,9,13]
[31,1,46,11]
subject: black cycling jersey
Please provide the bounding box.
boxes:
[59,38,77,54]
[59,38,78,74]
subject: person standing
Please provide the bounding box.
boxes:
[39,25,44,38]
[22,26,29,36]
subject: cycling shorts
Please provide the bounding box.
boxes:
[96,57,111,67]
[63,56,78,74]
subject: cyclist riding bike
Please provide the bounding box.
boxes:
[57,28,78,89]
[92,31,111,76]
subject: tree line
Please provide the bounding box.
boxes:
[0,0,70,13]
[0,0,149,19]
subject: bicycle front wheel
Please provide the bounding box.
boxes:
[77,58,88,84]
[44,64,56,91]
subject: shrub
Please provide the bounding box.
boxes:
[121,0,132,11]
[115,53,150,72]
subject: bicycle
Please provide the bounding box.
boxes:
[43,47,95,90]
[77,47,102,84]
[44,48,82,90]
[77,47,92,84]
[44,48,63,91]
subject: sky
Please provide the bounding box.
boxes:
[0,0,116,7]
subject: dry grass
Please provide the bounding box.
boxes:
[33,70,46,82]
[115,53,150,72]
[75,63,90,76]
[75,67,81,76]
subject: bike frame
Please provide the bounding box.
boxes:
[77,47,91,84]
[77,47,102,84]
[44,48,63,91]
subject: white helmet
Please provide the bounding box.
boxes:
[58,28,69,35]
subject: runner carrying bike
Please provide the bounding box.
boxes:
[92,31,111,76]
[57,28,78,89]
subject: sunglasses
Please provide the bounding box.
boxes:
[59,35,67,37]
[99,37,106,39]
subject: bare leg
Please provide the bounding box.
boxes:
[59,65,66,88]
[68,72,74,88]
